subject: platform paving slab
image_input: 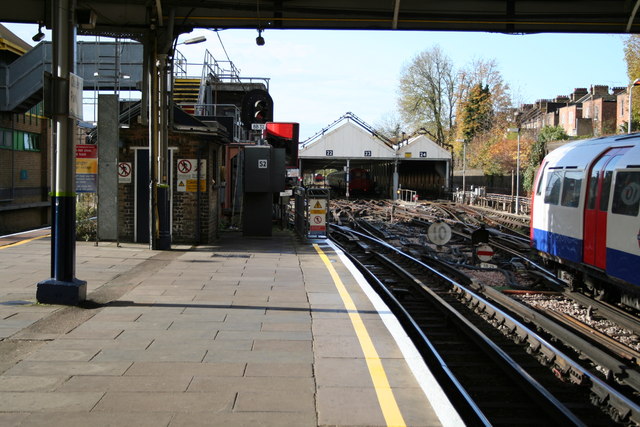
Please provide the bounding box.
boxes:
[0,231,448,426]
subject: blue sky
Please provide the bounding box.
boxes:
[3,23,630,140]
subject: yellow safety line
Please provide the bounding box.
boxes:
[313,243,406,427]
[0,234,50,249]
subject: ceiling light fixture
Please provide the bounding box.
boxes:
[32,22,45,42]
[256,29,265,46]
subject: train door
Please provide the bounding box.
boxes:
[583,147,630,268]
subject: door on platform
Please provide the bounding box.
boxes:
[583,147,629,269]
[135,149,173,243]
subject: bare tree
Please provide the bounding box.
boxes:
[457,58,511,114]
[398,46,457,145]
[374,112,405,143]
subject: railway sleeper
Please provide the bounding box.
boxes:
[590,384,638,425]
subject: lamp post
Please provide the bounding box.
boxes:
[508,116,521,215]
[628,78,640,134]
[515,128,521,214]
[455,139,466,203]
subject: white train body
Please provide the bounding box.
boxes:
[531,134,640,295]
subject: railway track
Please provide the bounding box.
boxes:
[330,223,640,425]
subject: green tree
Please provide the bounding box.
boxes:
[625,35,640,129]
[521,126,569,193]
[398,46,457,145]
[458,83,492,142]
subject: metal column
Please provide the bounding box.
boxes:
[37,0,87,305]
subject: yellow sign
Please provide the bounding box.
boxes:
[185,179,207,192]
[76,158,97,174]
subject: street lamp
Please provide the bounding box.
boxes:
[628,78,640,134]
[508,113,522,214]
[456,139,466,202]
[178,35,207,45]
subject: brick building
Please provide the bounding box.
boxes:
[0,25,51,234]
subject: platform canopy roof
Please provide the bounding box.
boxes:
[300,120,395,161]
[4,0,640,38]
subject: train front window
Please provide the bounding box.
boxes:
[561,171,582,208]
[535,163,547,196]
[544,171,563,205]
[612,171,640,217]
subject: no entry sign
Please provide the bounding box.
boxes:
[476,244,494,262]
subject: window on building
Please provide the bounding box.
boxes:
[0,128,11,148]
[595,106,599,121]
[612,171,640,217]
[13,131,40,151]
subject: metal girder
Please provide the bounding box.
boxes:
[3,0,640,35]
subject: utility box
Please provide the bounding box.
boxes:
[244,146,272,192]
[242,145,286,236]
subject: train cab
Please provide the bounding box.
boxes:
[531,135,640,305]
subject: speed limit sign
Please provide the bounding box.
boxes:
[428,222,452,245]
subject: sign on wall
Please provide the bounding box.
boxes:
[76,144,97,193]
[118,162,132,183]
[177,159,207,192]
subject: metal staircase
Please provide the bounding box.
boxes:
[172,78,201,115]
[0,41,143,113]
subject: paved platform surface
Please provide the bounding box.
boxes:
[0,230,458,426]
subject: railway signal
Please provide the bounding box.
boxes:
[241,89,273,129]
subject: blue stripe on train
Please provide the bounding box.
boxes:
[607,248,640,287]
[532,228,582,263]
[533,228,640,287]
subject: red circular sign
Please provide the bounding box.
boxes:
[178,159,192,174]
[476,244,494,262]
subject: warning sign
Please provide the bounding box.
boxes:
[177,159,206,192]
[309,199,327,233]
[118,162,132,183]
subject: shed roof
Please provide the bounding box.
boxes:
[299,121,396,160]
[397,135,451,160]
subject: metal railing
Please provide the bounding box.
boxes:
[397,188,418,204]
[455,189,531,215]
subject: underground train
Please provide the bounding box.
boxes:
[326,168,375,194]
[530,133,640,308]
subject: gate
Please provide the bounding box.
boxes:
[294,187,330,238]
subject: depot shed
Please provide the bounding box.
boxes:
[299,118,451,198]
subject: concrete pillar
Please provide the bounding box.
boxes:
[97,94,119,241]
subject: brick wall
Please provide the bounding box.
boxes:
[116,125,223,244]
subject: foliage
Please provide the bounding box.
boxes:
[625,35,640,125]
[537,125,569,144]
[457,83,492,142]
[397,46,457,145]
[457,58,512,115]
[76,194,97,242]
[520,126,569,193]
[397,48,522,178]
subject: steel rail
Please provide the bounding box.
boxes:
[331,224,640,425]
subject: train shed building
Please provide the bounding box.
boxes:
[299,114,451,198]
